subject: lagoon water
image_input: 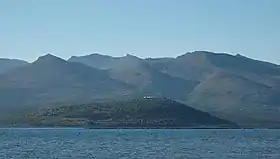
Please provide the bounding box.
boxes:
[0,129,279,159]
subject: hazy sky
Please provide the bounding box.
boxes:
[1,0,280,63]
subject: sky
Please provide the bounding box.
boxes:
[0,0,280,63]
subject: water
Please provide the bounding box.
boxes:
[0,129,279,159]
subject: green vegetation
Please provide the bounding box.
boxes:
[8,98,237,128]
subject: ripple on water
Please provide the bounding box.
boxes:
[0,129,279,159]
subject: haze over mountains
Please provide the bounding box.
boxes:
[0,58,28,74]
[1,51,280,128]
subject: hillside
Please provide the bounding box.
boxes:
[0,58,28,74]
[0,54,132,108]
[70,51,280,128]
[187,71,280,128]
[8,98,237,128]
[70,54,198,100]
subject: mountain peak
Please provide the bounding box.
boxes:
[37,54,64,61]
[88,53,113,58]
[39,53,59,58]
[192,51,213,54]
[123,53,141,60]
[34,54,67,65]
[176,51,212,59]
[235,54,249,59]
[69,53,112,61]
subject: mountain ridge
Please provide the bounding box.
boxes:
[0,54,133,108]
[0,58,28,74]
[1,51,280,128]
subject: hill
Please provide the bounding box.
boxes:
[7,98,237,128]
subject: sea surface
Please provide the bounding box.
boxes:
[0,129,279,159]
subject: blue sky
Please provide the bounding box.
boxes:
[1,0,280,63]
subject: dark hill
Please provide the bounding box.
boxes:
[11,98,237,128]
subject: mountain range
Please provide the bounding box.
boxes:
[1,51,280,128]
